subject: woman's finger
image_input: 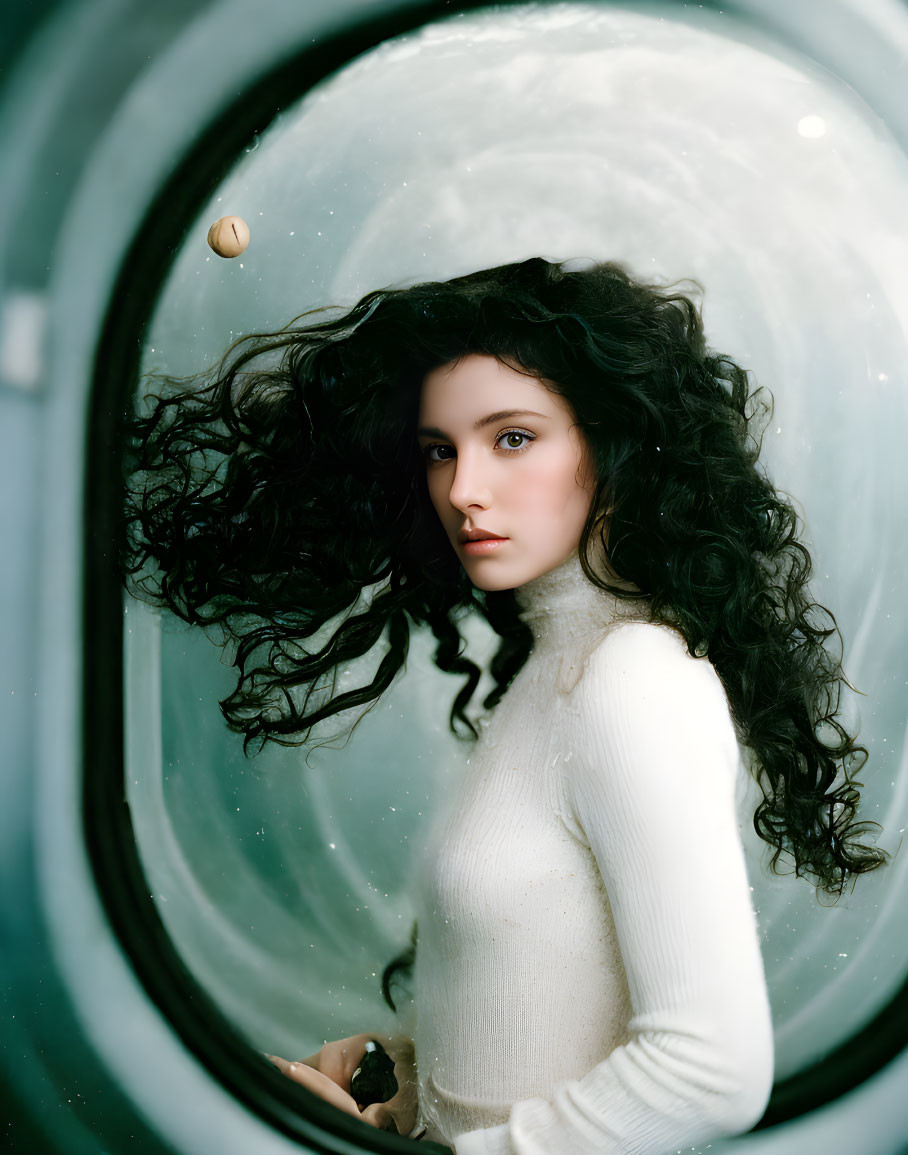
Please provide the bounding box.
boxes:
[265,1054,362,1119]
[298,1033,375,1088]
[359,1100,399,1133]
[359,1083,418,1136]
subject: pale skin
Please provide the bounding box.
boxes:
[269,354,597,1132]
[418,354,596,593]
[266,1033,418,1134]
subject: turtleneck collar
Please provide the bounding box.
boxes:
[514,552,646,651]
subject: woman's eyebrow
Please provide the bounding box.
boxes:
[417,409,550,438]
[474,409,550,429]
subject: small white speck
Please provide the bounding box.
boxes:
[797,115,826,139]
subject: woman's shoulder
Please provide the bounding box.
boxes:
[584,617,693,668]
[569,621,741,790]
[577,619,732,721]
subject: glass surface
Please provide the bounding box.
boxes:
[125,1,908,1080]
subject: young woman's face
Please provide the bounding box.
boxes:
[417,354,595,591]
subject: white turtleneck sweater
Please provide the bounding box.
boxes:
[408,555,774,1154]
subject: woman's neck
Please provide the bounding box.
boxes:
[514,552,644,651]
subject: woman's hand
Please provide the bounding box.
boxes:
[266,1054,364,1120]
[267,1032,418,1136]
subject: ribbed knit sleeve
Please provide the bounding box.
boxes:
[453,622,774,1155]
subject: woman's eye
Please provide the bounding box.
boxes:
[423,443,455,463]
[496,429,534,451]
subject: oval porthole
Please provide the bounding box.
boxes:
[74,1,908,1152]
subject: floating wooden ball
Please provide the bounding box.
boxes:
[207,215,250,258]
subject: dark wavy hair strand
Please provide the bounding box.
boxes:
[122,257,887,897]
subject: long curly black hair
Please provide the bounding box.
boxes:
[122,256,887,896]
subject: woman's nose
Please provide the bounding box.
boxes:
[447,452,492,513]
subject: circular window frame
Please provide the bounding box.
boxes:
[80,0,908,1148]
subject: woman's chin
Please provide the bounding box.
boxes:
[460,554,572,593]
[459,559,516,592]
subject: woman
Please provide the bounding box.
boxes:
[123,257,886,1153]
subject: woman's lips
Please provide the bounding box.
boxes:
[461,537,508,556]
